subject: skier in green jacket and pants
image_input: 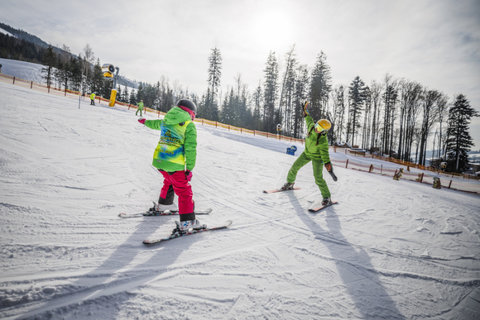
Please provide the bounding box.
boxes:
[281,101,337,206]
[136,100,144,117]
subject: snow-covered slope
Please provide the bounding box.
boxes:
[0,82,479,319]
[0,27,16,37]
[0,57,138,90]
[0,58,45,84]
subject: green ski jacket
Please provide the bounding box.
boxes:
[304,115,330,163]
[144,107,197,172]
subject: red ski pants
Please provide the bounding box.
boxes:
[159,170,194,215]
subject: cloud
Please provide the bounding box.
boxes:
[1,0,479,112]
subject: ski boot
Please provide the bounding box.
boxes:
[149,201,178,213]
[172,219,207,235]
[321,197,332,206]
[281,182,295,191]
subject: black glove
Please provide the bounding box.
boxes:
[185,170,193,181]
[325,162,338,181]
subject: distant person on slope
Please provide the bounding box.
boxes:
[280,101,337,206]
[136,99,144,117]
[90,92,96,105]
[137,99,204,234]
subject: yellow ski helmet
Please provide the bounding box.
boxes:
[314,119,331,133]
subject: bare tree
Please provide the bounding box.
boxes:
[418,89,442,165]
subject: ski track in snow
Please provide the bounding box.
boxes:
[1,81,480,319]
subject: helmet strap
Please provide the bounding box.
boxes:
[178,106,196,120]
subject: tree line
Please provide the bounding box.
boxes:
[197,46,477,173]
[1,31,477,172]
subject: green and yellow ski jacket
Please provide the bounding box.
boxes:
[304,115,330,163]
[143,107,197,172]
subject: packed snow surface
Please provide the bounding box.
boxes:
[1,82,480,319]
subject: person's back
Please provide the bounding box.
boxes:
[137,99,202,233]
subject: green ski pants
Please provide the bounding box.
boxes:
[287,152,331,199]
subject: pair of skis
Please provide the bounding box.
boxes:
[119,207,231,245]
[125,186,335,245]
[262,187,338,212]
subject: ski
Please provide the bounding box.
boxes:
[308,201,338,213]
[143,220,233,245]
[263,187,301,194]
[119,208,212,218]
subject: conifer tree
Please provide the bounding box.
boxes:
[348,76,366,146]
[293,65,309,138]
[252,82,263,130]
[331,85,346,143]
[278,46,297,135]
[445,94,479,172]
[90,59,104,95]
[263,51,279,132]
[200,47,222,121]
[41,46,56,88]
[309,51,332,120]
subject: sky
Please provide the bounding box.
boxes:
[1,0,480,147]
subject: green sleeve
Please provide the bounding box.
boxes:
[184,122,197,171]
[320,136,331,163]
[305,115,315,134]
[144,119,163,130]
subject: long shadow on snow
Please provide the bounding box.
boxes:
[287,193,405,320]
[18,214,190,319]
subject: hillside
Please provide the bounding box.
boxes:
[0,81,479,319]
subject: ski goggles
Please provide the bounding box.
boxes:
[314,122,326,133]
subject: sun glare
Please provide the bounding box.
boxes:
[251,10,294,48]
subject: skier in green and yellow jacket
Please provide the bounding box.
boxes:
[281,101,338,206]
[138,99,205,234]
[136,100,144,117]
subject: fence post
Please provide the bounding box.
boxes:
[253,130,256,136]
[369,164,374,173]
[345,159,349,168]
[417,173,424,183]
[13,76,15,84]
[48,85,50,93]
[448,180,452,189]
[30,81,33,89]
